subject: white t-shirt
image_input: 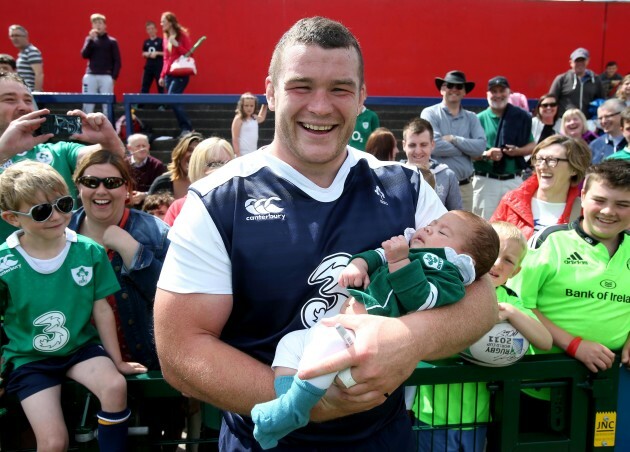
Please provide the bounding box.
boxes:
[532,197,566,233]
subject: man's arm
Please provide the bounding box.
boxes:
[112,40,121,81]
[549,74,563,99]
[420,108,462,158]
[451,115,487,158]
[0,109,52,163]
[299,276,498,400]
[154,290,277,414]
[31,63,43,91]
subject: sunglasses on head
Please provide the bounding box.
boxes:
[10,195,74,223]
[540,102,558,108]
[77,176,126,190]
[445,83,465,90]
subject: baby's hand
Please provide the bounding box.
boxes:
[339,259,370,289]
[382,235,409,264]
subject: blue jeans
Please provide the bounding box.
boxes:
[417,423,487,452]
[165,75,192,132]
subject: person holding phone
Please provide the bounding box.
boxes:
[0,72,125,242]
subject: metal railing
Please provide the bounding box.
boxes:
[1,355,624,451]
[33,93,116,124]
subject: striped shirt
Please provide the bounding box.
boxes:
[17,44,42,90]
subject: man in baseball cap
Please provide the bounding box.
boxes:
[421,70,486,210]
[473,76,534,219]
[549,47,605,117]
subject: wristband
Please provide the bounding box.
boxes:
[566,336,582,357]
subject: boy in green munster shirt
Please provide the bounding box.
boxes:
[0,161,146,451]
[508,160,630,432]
[415,221,551,452]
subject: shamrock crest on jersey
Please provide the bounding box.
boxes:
[71,266,93,286]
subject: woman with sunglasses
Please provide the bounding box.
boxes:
[68,150,170,370]
[532,94,561,143]
[490,135,591,239]
[164,137,234,226]
[148,131,203,199]
[68,150,188,443]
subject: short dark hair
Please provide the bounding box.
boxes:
[454,211,500,279]
[145,21,156,27]
[403,118,434,142]
[0,54,17,71]
[143,192,174,212]
[365,127,396,161]
[584,160,630,193]
[269,17,364,87]
[605,61,617,68]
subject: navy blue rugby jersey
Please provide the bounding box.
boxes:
[183,148,443,445]
[192,150,423,364]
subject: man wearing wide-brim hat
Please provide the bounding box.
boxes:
[421,70,486,211]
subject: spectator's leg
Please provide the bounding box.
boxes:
[82,73,96,113]
[459,181,473,212]
[166,75,192,134]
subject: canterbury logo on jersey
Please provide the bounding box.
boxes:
[564,252,588,265]
[245,197,286,221]
[0,253,20,275]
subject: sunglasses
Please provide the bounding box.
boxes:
[540,102,557,108]
[445,83,465,90]
[10,195,74,223]
[78,176,126,189]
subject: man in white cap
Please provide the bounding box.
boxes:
[549,47,605,117]
[421,70,487,211]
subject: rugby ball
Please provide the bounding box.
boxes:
[459,321,529,367]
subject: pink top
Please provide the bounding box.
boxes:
[163,196,186,226]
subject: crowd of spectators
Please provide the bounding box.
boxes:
[0,13,629,451]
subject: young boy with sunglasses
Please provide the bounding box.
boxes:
[0,160,146,450]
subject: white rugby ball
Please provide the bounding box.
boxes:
[459,321,529,367]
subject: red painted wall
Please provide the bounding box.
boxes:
[2,1,628,101]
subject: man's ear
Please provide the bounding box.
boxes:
[357,84,367,115]
[1,211,21,228]
[265,76,276,111]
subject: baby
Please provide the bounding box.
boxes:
[251,210,499,449]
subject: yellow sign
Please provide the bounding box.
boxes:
[594,411,616,447]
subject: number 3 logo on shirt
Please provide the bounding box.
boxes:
[32,311,70,352]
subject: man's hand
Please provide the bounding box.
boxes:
[339,258,369,289]
[67,110,125,157]
[484,147,503,162]
[574,339,615,373]
[298,314,415,404]
[131,191,148,206]
[0,109,52,162]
